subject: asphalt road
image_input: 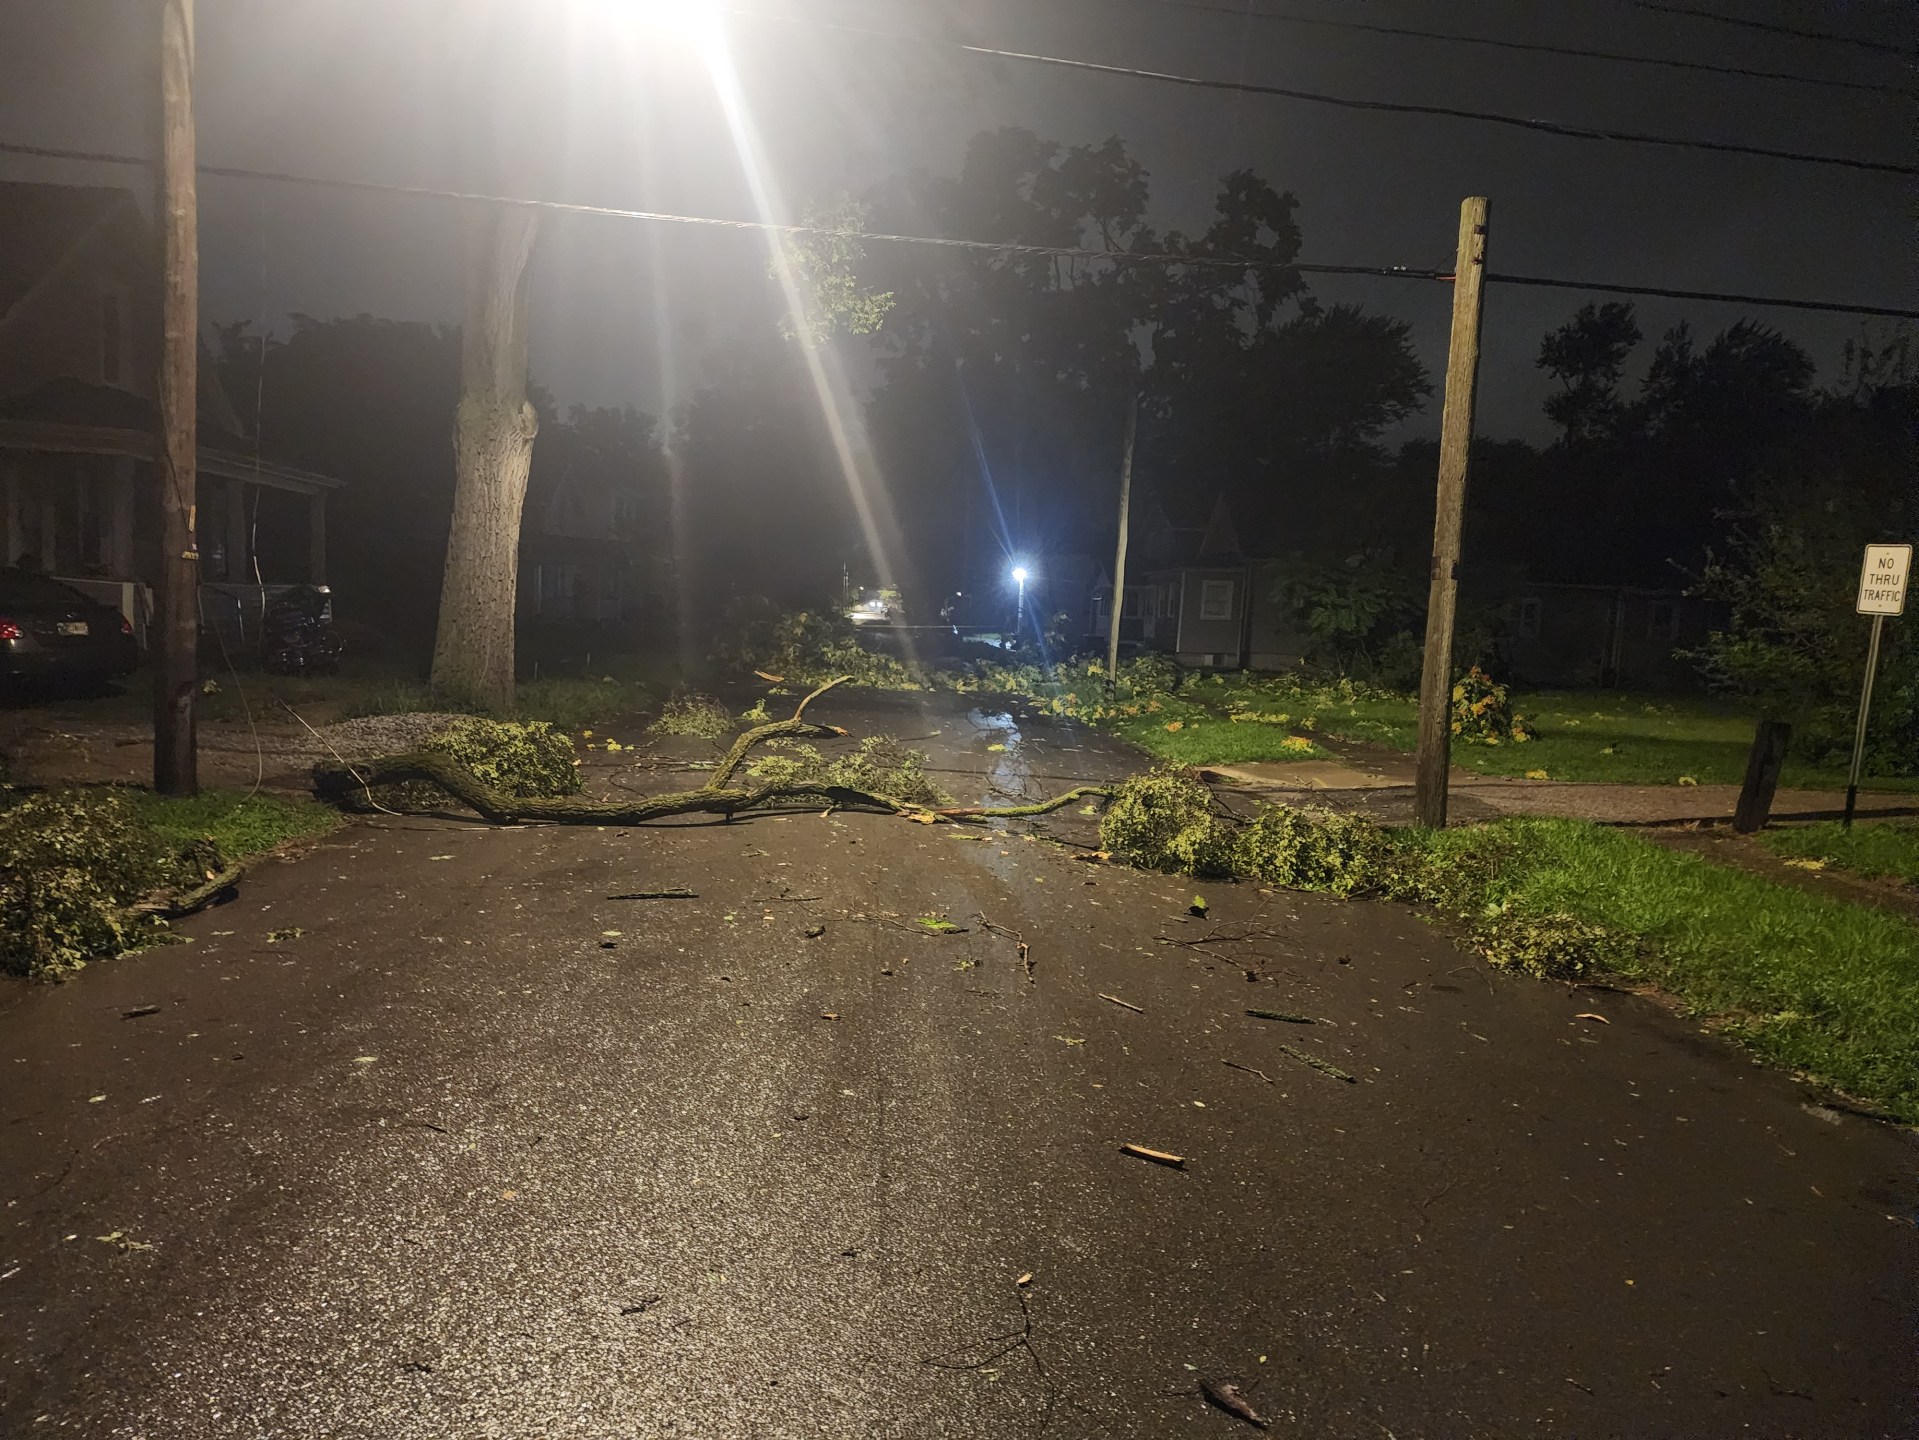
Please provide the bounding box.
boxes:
[2,690,1914,1438]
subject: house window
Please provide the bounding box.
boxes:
[1157,582,1175,618]
[1122,588,1143,619]
[1518,596,1542,639]
[538,562,578,617]
[1648,599,1679,640]
[1199,578,1235,620]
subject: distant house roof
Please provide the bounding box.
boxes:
[0,380,342,495]
[0,376,245,445]
[0,182,130,328]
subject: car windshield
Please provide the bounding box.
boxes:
[0,570,91,608]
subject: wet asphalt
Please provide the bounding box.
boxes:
[1,690,1915,1439]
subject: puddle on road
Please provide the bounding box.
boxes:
[966,707,1031,809]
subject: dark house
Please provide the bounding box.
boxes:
[0,181,341,647]
[1093,493,1305,671]
[1499,582,1723,690]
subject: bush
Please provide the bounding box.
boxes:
[0,789,167,980]
[1450,666,1535,746]
[648,690,735,741]
[1233,804,1396,897]
[1098,768,1236,877]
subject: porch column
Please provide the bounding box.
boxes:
[110,458,137,576]
[225,478,249,581]
[0,461,17,563]
[308,491,327,584]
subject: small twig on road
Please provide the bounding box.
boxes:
[1221,1059,1274,1084]
[975,912,1033,982]
[921,1284,1089,1424]
[1274,1042,1357,1084]
[748,887,824,903]
[1155,927,1281,949]
[1120,1143,1186,1169]
[608,888,698,900]
[1246,1008,1316,1025]
[1099,993,1144,1013]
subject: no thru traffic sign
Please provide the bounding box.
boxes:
[1856,544,1910,616]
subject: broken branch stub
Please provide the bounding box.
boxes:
[312,676,1112,829]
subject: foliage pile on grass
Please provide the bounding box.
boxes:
[1,787,338,981]
[370,717,583,813]
[647,690,735,741]
[1449,666,1535,746]
[1097,770,1919,1117]
[1761,820,1919,887]
[746,734,949,809]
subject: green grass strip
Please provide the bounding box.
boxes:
[1415,817,1919,1121]
[1760,821,1919,887]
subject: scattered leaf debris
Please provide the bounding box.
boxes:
[1246,1009,1315,1025]
[265,926,304,943]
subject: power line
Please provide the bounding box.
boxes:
[1482,271,1918,319]
[5,139,1915,319]
[0,140,1433,277]
[1080,0,1904,95]
[1627,2,1911,58]
[820,21,1914,177]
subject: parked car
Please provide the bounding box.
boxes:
[0,568,139,689]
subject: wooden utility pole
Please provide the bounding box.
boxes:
[1105,395,1138,682]
[154,0,199,796]
[1412,196,1489,830]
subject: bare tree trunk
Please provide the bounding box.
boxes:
[431,202,540,710]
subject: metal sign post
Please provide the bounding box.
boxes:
[1845,542,1911,827]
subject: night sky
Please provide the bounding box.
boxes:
[0,0,1908,441]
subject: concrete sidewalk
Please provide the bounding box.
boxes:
[1210,745,1917,828]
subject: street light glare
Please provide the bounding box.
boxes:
[1011,565,1029,584]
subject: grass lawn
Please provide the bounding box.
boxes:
[1411,817,1919,1121]
[1761,820,1919,886]
[1176,673,1919,792]
[130,788,343,861]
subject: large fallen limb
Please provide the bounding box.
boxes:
[311,677,1112,827]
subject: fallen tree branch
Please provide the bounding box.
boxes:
[312,679,1113,831]
[129,858,251,920]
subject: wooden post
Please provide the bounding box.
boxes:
[1733,720,1791,833]
[1843,613,1886,828]
[1412,197,1490,830]
[308,490,327,584]
[154,0,198,796]
[1105,394,1138,683]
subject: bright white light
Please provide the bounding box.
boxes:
[588,0,723,45]
[1011,566,1030,586]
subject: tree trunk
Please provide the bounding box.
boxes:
[431,202,540,710]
